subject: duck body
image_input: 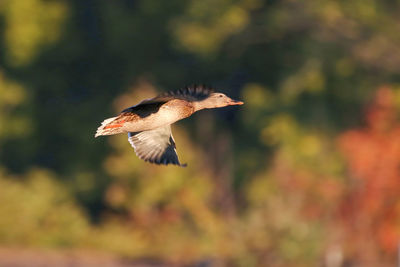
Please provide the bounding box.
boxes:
[95,85,243,166]
[97,99,195,135]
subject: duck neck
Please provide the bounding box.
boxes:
[193,100,210,112]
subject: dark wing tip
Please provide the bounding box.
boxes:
[161,84,215,101]
[140,156,186,167]
[184,84,215,94]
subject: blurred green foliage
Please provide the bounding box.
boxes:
[0,168,89,247]
[0,0,400,266]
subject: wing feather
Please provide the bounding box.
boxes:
[121,85,213,115]
[127,125,186,167]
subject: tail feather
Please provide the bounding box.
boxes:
[95,117,125,137]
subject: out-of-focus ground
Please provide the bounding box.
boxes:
[0,248,169,267]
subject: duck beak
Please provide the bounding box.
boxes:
[228,99,244,106]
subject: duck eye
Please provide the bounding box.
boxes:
[219,95,223,97]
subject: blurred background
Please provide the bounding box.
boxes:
[0,0,400,266]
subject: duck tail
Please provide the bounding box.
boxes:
[95,116,125,137]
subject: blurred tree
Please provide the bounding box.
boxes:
[0,168,89,247]
[0,0,400,266]
[2,0,67,66]
[338,86,400,266]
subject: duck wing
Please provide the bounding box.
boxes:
[128,125,186,167]
[121,97,172,118]
[121,85,213,114]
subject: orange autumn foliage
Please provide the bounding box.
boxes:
[338,86,400,255]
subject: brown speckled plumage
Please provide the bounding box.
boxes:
[95,85,243,166]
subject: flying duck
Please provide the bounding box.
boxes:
[95,85,243,166]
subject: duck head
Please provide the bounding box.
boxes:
[194,92,244,111]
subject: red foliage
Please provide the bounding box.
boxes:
[338,86,400,258]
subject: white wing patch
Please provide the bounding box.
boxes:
[128,125,186,167]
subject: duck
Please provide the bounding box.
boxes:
[95,85,243,166]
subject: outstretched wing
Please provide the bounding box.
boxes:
[159,84,214,101]
[122,85,213,113]
[128,125,186,167]
[121,98,171,118]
